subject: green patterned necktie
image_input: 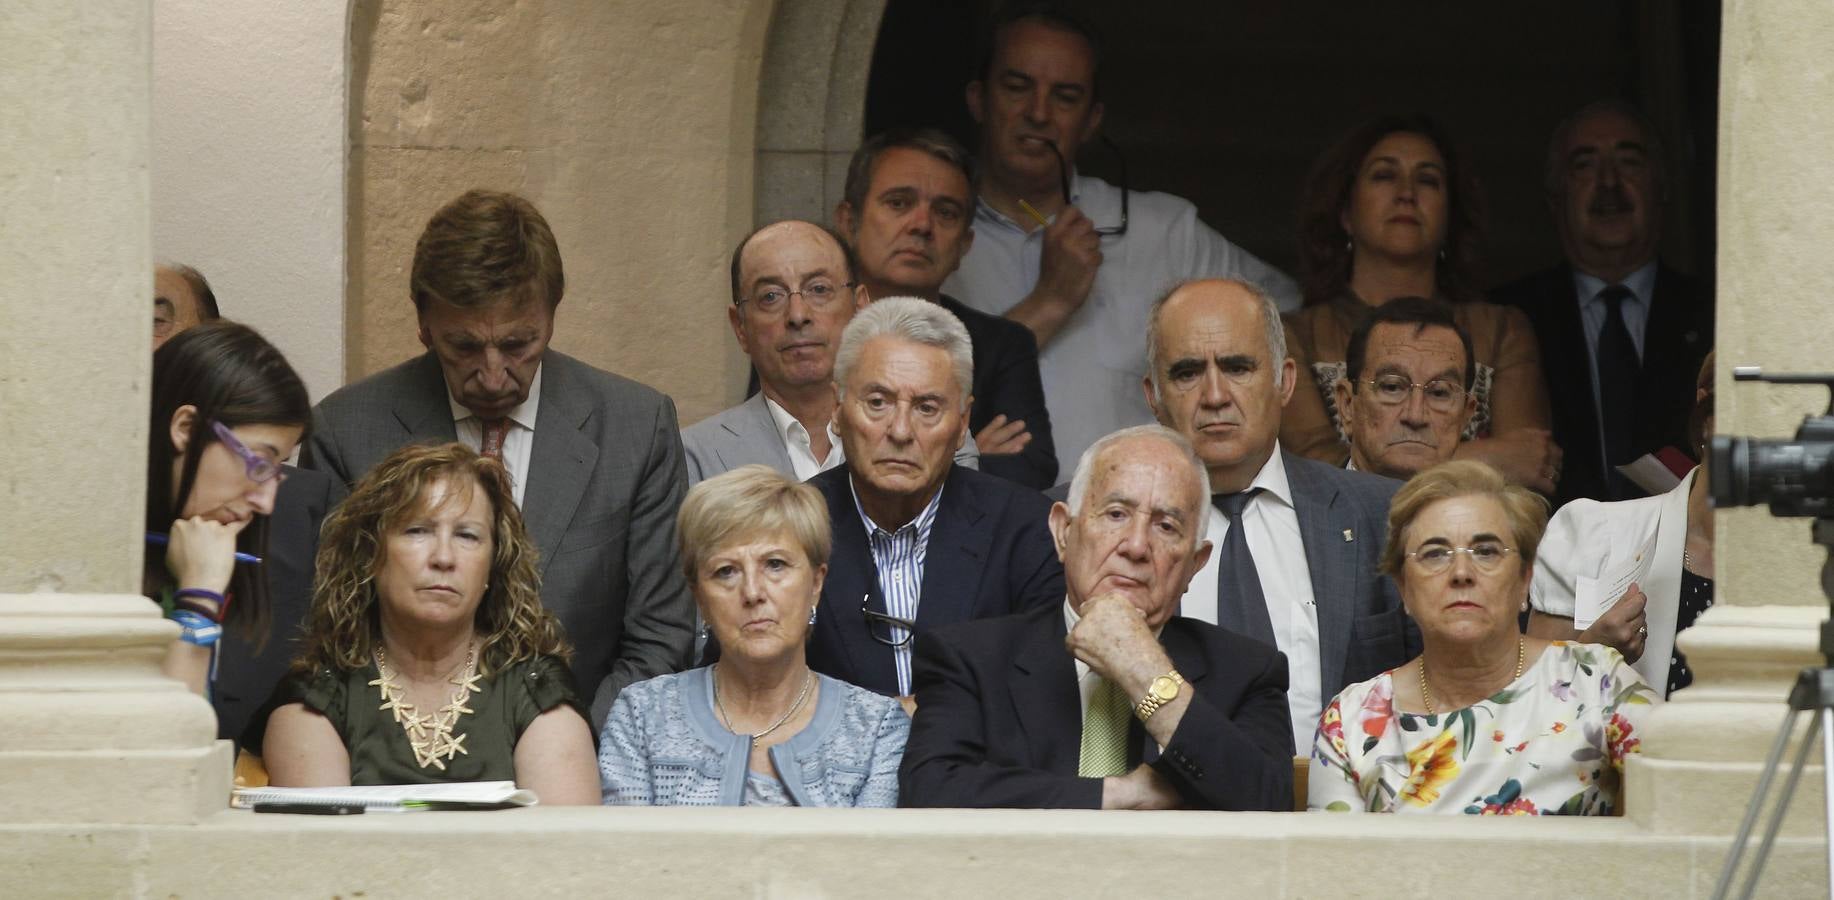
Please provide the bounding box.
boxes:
[1077,675,1131,777]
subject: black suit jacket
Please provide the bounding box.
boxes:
[213,466,334,746]
[899,604,1294,810]
[938,294,1057,490]
[1493,264,1712,505]
[805,463,1064,696]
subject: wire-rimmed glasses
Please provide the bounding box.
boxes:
[1358,374,1467,413]
[1405,542,1516,575]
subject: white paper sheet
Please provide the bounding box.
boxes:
[1573,523,1659,630]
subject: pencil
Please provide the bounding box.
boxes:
[1016,198,1050,228]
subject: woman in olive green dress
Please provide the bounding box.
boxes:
[252,443,598,803]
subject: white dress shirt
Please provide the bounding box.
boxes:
[446,364,541,507]
[763,395,843,481]
[945,171,1300,476]
[1176,450,1321,752]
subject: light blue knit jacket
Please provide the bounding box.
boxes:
[598,667,908,807]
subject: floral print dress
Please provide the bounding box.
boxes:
[1309,642,1655,815]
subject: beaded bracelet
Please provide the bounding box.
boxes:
[169,609,223,647]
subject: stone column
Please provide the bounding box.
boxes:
[1627,0,1834,883]
[0,0,227,823]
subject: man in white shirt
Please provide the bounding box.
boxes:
[943,5,1301,476]
[1143,278,1414,749]
[682,220,869,484]
[1335,296,1477,480]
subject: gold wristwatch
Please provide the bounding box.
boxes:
[1134,670,1185,721]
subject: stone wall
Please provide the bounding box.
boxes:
[348,0,776,425]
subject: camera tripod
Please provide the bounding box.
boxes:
[1710,517,1834,899]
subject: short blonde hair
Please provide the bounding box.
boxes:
[677,465,832,580]
[1379,460,1549,584]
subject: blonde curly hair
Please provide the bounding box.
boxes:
[294,442,570,676]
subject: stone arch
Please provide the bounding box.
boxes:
[752,0,889,228]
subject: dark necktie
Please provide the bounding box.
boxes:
[1212,489,1276,647]
[1595,286,1640,497]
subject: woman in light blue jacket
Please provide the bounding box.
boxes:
[599,465,907,807]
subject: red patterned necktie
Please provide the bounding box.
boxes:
[480,418,510,461]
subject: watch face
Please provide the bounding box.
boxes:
[1150,675,1179,702]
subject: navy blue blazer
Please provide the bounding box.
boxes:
[899,604,1294,810]
[805,463,1063,696]
[1493,263,1712,505]
[939,294,1057,491]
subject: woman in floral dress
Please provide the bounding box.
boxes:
[1309,460,1655,814]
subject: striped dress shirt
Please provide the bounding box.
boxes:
[849,478,946,696]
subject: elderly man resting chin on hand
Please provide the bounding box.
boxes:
[897,424,1294,810]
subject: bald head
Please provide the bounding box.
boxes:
[153,264,218,351]
[1141,279,1296,493]
[727,220,868,397]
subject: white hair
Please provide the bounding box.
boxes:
[833,296,974,408]
[1144,279,1287,403]
[1066,425,1212,538]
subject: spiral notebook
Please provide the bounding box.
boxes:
[232,781,538,811]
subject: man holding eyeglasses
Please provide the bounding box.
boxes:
[1334,297,1477,480]
[1143,279,1414,751]
[803,298,1063,708]
[945,5,1300,479]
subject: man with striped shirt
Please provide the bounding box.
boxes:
[802,298,1064,709]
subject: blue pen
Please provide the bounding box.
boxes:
[145,532,263,565]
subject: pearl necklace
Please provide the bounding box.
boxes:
[371,642,481,770]
[712,664,814,740]
[1420,636,1523,716]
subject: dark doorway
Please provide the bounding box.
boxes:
[863,1,1720,290]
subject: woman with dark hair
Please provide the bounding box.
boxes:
[1283,115,1561,494]
[252,443,598,803]
[146,321,311,697]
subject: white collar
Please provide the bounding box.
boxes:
[445,362,541,430]
[762,394,839,451]
[1239,448,1296,510]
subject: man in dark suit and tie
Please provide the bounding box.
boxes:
[1493,100,1712,505]
[835,128,1058,490]
[305,189,695,727]
[805,296,1063,706]
[1144,278,1415,752]
[899,425,1292,810]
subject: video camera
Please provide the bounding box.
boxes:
[1711,367,1834,518]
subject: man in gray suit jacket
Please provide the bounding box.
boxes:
[683,220,978,484]
[305,189,694,726]
[1142,279,1417,751]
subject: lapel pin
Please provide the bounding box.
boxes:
[1343,529,1355,542]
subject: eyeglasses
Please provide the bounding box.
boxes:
[862,596,915,648]
[737,280,856,316]
[1042,135,1129,236]
[1357,374,1467,412]
[1405,542,1516,575]
[211,420,287,485]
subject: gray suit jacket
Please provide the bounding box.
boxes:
[304,351,695,727]
[1281,451,1416,699]
[680,391,981,486]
